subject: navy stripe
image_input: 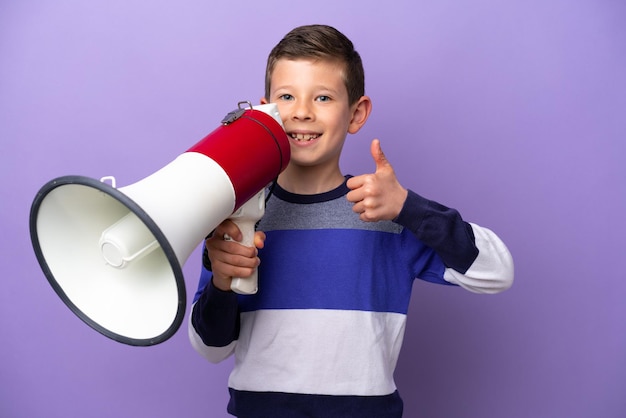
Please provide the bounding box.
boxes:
[271,176,352,204]
[237,228,445,314]
[191,275,240,347]
[227,388,403,418]
[396,189,478,273]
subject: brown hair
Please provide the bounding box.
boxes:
[265,25,365,105]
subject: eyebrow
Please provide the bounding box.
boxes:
[272,85,342,95]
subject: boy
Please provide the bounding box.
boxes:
[189,24,514,417]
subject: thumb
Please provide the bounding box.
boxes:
[371,139,390,172]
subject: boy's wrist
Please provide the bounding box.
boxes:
[212,276,233,293]
[393,189,428,227]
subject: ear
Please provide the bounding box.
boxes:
[260,97,269,105]
[348,95,372,134]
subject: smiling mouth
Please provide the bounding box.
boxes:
[289,133,320,142]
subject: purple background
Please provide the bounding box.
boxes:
[1,1,625,417]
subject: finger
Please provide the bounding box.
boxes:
[214,219,243,242]
[346,185,366,204]
[207,237,257,259]
[253,231,266,249]
[207,237,259,275]
[370,139,390,172]
[350,200,363,214]
[220,250,260,269]
[212,258,259,283]
[346,174,364,191]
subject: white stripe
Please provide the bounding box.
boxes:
[444,223,514,293]
[228,309,407,396]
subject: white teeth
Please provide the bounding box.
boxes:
[290,133,319,142]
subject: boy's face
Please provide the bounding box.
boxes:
[262,58,362,171]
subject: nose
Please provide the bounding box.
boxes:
[292,100,313,121]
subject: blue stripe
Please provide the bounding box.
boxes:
[237,228,445,314]
[192,264,212,303]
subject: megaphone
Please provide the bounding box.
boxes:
[29,102,290,346]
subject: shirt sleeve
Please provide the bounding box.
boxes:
[188,258,240,363]
[395,189,514,293]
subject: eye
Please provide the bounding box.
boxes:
[278,94,294,101]
[316,95,331,102]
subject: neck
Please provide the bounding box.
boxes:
[277,165,345,195]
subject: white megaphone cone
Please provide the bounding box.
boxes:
[29,102,290,346]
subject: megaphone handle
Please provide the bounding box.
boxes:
[228,190,265,295]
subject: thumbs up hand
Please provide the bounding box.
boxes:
[346,139,408,222]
